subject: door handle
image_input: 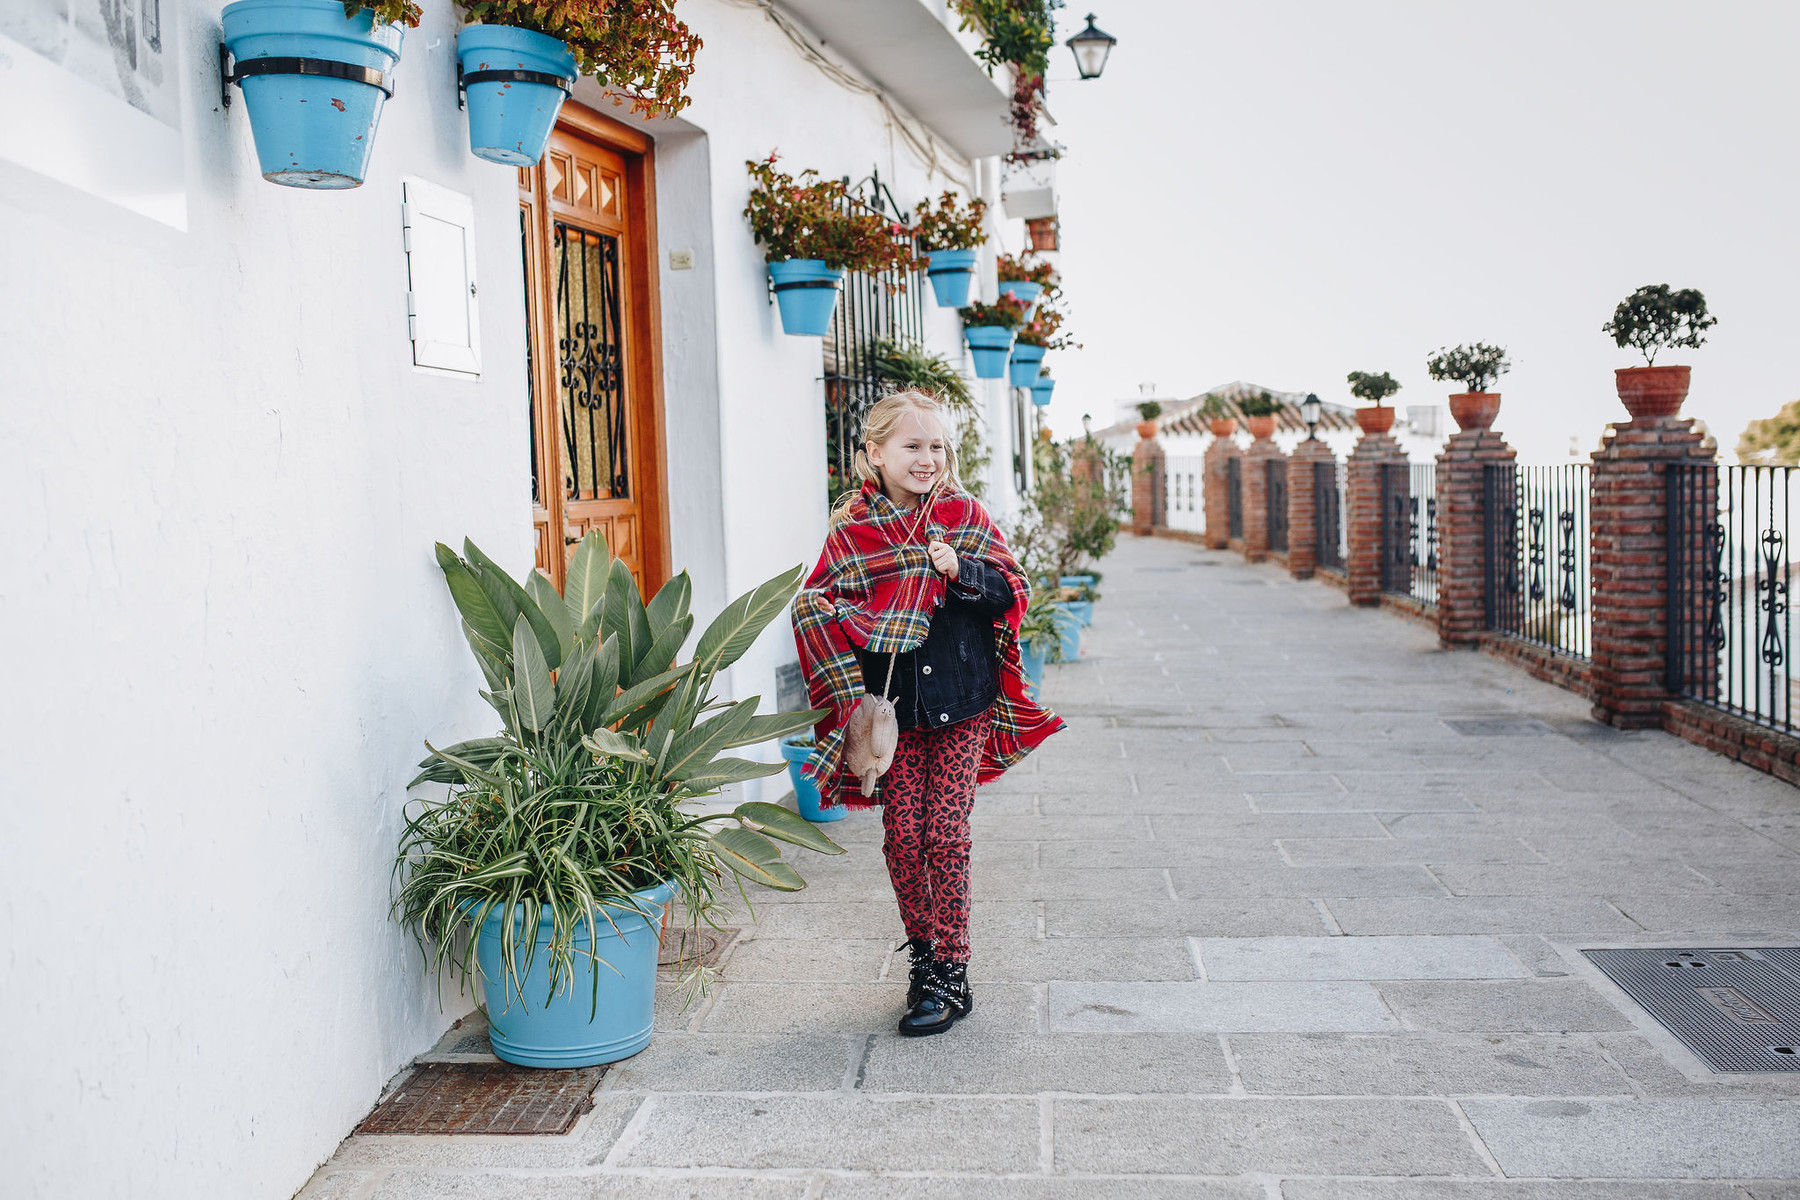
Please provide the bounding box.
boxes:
[564,525,582,545]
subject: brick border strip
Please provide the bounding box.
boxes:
[1478,633,1595,700]
[1662,699,1800,786]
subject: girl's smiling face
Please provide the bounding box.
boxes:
[867,408,948,506]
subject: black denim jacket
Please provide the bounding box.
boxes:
[856,558,1013,730]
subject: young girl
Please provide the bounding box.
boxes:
[792,390,1063,1036]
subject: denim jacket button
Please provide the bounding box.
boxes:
[940,713,950,722]
[921,665,932,675]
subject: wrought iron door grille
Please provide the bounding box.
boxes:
[1266,459,1288,552]
[823,173,925,506]
[553,222,628,501]
[1227,457,1243,540]
[1483,464,1591,659]
[1668,465,1795,732]
[1314,461,1344,571]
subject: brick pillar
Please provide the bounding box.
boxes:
[1241,434,1286,563]
[1285,438,1335,580]
[1131,434,1163,537]
[1588,416,1716,728]
[1434,430,1517,648]
[1203,434,1241,550]
[1072,440,1101,485]
[1346,430,1407,606]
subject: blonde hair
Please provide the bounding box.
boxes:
[829,389,965,528]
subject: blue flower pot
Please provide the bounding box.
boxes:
[965,325,1015,379]
[769,259,843,336]
[459,24,574,166]
[999,279,1044,316]
[1059,575,1096,588]
[780,737,844,823]
[924,248,977,308]
[221,0,403,189]
[1020,641,1047,697]
[1051,603,1082,662]
[1031,377,1055,406]
[473,879,675,1067]
[1065,600,1094,626]
[1009,342,1047,388]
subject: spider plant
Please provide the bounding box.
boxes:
[395,532,842,1015]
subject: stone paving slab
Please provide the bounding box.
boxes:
[859,1031,1232,1094]
[1228,1032,1632,1095]
[1193,935,1528,980]
[1461,1098,1800,1177]
[1047,981,1398,1033]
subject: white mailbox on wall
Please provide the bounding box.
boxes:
[401,178,481,376]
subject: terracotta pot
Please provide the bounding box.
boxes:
[1208,417,1238,438]
[1355,406,1396,435]
[1135,419,1158,439]
[1448,392,1501,432]
[1615,365,1691,422]
[1245,415,1278,440]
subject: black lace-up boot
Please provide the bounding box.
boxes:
[901,937,936,1008]
[898,960,972,1037]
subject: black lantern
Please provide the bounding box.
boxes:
[1066,14,1117,81]
[1301,393,1323,440]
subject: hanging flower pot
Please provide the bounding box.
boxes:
[1031,375,1055,406]
[965,325,1015,379]
[1355,406,1396,435]
[924,249,978,308]
[998,279,1043,316]
[1009,341,1047,387]
[221,0,405,189]
[1448,392,1502,431]
[1615,366,1691,422]
[458,24,574,166]
[768,258,844,337]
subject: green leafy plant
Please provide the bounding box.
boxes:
[1019,588,1069,662]
[453,0,700,115]
[960,294,1031,329]
[1197,393,1231,420]
[1135,400,1162,421]
[1014,295,1077,350]
[998,252,1058,288]
[871,338,990,502]
[345,0,421,27]
[744,155,918,277]
[1030,437,1127,580]
[912,191,988,252]
[1737,400,1800,466]
[1603,285,1716,366]
[1346,370,1401,407]
[1237,391,1281,419]
[395,533,843,1015]
[1426,344,1511,393]
[950,0,1062,141]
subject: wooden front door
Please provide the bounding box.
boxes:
[519,109,667,595]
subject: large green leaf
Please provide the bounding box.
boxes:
[464,539,563,671]
[409,736,513,787]
[463,622,511,693]
[438,550,513,656]
[630,614,692,687]
[692,564,806,677]
[526,570,574,652]
[722,710,830,749]
[598,557,639,671]
[678,756,787,794]
[554,633,598,723]
[511,615,556,733]
[708,826,806,891]
[580,634,623,731]
[733,801,848,855]
[564,530,612,627]
[663,699,759,781]
[645,570,692,638]
[421,738,507,788]
[582,727,652,763]
[598,663,691,730]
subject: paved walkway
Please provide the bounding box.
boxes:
[304,534,1800,1199]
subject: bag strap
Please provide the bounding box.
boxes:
[877,482,940,702]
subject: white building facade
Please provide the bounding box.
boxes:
[0,2,1048,1195]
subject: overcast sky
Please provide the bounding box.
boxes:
[1031,0,1800,462]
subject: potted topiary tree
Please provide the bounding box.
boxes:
[1199,393,1237,438]
[397,533,843,1067]
[959,294,1031,379]
[220,0,419,188]
[1424,345,1510,431]
[1135,399,1162,439]
[997,252,1057,317]
[453,0,699,166]
[745,155,917,337]
[913,191,987,308]
[1238,390,1282,440]
[1603,284,1716,422]
[1347,370,1401,435]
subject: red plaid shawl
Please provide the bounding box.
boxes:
[791,482,1063,809]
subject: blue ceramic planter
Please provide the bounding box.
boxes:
[1008,342,1047,388]
[965,325,1015,379]
[1020,640,1047,697]
[221,0,403,189]
[999,279,1044,316]
[1051,603,1082,662]
[1059,575,1097,588]
[474,880,675,1067]
[1065,600,1094,626]
[780,737,844,823]
[459,24,574,166]
[924,248,977,308]
[769,259,843,336]
[1031,377,1055,406]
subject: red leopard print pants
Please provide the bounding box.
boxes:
[880,712,989,964]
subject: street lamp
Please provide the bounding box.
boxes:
[1065,14,1117,81]
[1301,393,1322,441]
[1082,412,1093,441]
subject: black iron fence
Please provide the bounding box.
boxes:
[1381,463,1437,606]
[1315,460,1344,572]
[1227,457,1243,540]
[1667,465,1795,732]
[1267,459,1289,552]
[1483,464,1592,658]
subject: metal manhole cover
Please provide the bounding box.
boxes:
[354,1062,604,1135]
[659,926,739,971]
[1444,717,1555,737]
[1583,948,1800,1072]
